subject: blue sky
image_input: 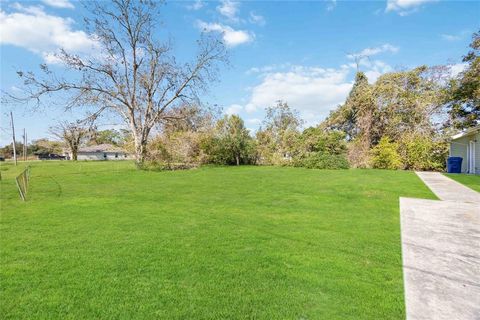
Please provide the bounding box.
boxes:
[1,0,479,145]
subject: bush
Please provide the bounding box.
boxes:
[201,115,257,166]
[370,137,402,170]
[139,160,198,171]
[145,131,209,170]
[293,153,350,169]
[397,133,448,171]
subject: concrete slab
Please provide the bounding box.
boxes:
[400,197,480,320]
[415,172,480,203]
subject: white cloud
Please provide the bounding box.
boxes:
[249,12,265,26]
[347,44,399,59]
[363,60,394,82]
[441,30,470,41]
[197,21,253,47]
[441,34,461,41]
[217,0,240,22]
[246,118,261,125]
[41,0,74,9]
[225,104,243,115]
[345,44,397,81]
[245,103,257,113]
[186,0,204,11]
[246,63,292,75]
[327,0,337,11]
[449,63,467,78]
[386,0,437,15]
[0,5,97,63]
[243,65,353,125]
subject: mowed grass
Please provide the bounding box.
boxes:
[445,173,480,192]
[0,161,436,319]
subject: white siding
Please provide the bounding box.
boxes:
[450,132,480,174]
[475,133,480,174]
[77,151,130,161]
[450,136,469,172]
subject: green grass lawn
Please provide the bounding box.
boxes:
[0,161,436,319]
[445,173,480,192]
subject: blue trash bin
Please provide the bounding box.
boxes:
[447,157,462,173]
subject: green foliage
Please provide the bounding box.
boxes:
[89,129,125,146]
[373,66,443,141]
[446,30,480,129]
[256,101,303,165]
[370,137,402,170]
[323,67,444,168]
[204,115,256,165]
[146,131,210,170]
[397,133,448,171]
[299,128,347,155]
[323,72,373,142]
[294,153,349,169]
[291,128,349,169]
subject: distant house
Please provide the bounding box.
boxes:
[449,125,479,174]
[65,144,131,161]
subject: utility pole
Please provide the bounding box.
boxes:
[10,111,17,166]
[23,128,27,161]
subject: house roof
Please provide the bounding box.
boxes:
[451,125,480,140]
[78,144,126,153]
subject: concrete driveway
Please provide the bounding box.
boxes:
[400,172,480,320]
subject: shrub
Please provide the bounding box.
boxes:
[347,138,371,168]
[146,131,209,170]
[370,137,402,170]
[139,160,198,171]
[200,115,257,166]
[397,133,448,171]
[293,153,350,169]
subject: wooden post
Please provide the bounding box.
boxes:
[23,128,26,161]
[10,112,17,166]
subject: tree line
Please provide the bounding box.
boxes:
[4,0,478,170]
[140,31,479,171]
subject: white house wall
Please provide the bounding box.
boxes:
[475,133,480,174]
[450,133,479,174]
[76,152,131,161]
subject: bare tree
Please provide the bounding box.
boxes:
[50,121,91,161]
[12,0,227,167]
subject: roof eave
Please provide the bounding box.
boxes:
[451,126,480,140]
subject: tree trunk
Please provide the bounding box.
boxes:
[70,143,78,161]
[235,155,240,166]
[133,138,148,168]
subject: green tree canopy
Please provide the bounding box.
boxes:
[446,30,480,129]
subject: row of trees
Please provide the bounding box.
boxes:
[318,30,479,170]
[140,101,349,170]
[141,31,478,171]
[5,0,478,170]
[321,67,448,169]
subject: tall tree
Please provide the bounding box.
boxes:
[322,72,374,167]
[88,129,123,146]
[214,115,253,166]
[446,30,480,129]
[256,101,303,164]
[373,66,443,140]
[12,0,227,167]
[322,72,372,141]
[50,121,91,160]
